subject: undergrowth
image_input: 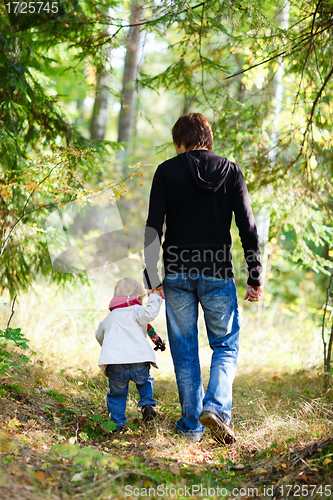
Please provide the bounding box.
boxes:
[0,284,332,498]
[0,347,333,500]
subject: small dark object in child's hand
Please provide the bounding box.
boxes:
[154,338,166,351]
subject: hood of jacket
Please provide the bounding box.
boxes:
[179,150,231,193]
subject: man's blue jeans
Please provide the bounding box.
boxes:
[106,363,156,426]
[163,273,240,441]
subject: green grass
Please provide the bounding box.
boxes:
[45,389,67,402]
[0,281,332,499]
[0,358,332,499]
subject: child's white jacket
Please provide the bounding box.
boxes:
[95,293,163,375]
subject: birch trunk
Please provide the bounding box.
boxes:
[90,64,111,141]
[117,0,143,150]
[257,2,290,281]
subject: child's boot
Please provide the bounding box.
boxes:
[141,405,156,421]
[112,425,125,435]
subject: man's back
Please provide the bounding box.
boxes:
[146,149,262,284]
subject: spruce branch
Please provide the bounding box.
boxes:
[225,20,333,80]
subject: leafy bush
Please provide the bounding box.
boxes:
[0,327,33,375]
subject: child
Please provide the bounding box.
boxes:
[95,277,165,434]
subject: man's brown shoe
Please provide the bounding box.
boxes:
[199,410,235,444]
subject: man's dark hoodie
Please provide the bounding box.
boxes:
[144,150,262,288]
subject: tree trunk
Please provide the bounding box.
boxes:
[117,0,143,150]
[322,271,333,390]
[257,2,290,274]
[90,60,112,141]
[256,2,290,324]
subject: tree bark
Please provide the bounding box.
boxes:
[117,0,143,149]
[90,60,112,141]
[323,270,333,389]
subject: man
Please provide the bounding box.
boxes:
[144,113,263,443]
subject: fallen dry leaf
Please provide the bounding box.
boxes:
[35,470,46,487]
[8,418,22,429]
[169,463,181,475]
[10,467,22,476]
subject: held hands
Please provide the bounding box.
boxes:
[148,285,165,299]
[244,285,263,302]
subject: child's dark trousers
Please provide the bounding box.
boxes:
[106,362,156,425]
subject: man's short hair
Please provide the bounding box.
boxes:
[172,113,213,151]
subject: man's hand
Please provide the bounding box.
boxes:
[244,285,263,302]
[148,285,165,299]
